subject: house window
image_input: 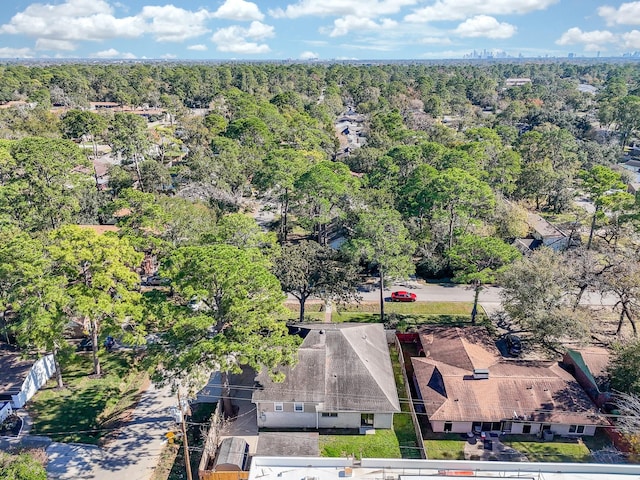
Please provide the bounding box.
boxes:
[569,425,585,434]
[322,412,338,417]
[522,424,532,434]
[274,402,283,412]
[444,422,453,432]
[294,402,304,412]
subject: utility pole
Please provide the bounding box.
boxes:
[177,389,193,480]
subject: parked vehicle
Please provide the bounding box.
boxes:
[77,337,93,352]
[391,291,417,302]
[145,275,170,286]
[506,334,522,356]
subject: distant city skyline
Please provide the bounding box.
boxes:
[2,1,640,61]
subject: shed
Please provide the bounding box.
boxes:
[214,437,248,472]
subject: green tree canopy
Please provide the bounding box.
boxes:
[273,240,360,322]
[160,245,299,411]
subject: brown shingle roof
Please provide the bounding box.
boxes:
[418,326,500,371]
[412,327,607,426]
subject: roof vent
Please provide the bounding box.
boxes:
[473,369,489,379]
[319,329,325,334]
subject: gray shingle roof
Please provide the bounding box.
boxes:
[252,323,400,413]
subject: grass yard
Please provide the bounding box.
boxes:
[286,301,484,328]
[28,351,148,444]
[390,345,422,459]
[423,434,467,460]
[502,436,592,462]
[319,429,402,459]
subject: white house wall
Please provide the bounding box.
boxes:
[318,412,360,429]
[430,420,596,437]
[373,413,393,429]
[255,402,393,429]
[11,354,55,409]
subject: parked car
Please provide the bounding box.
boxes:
[77,337,93,352]
[391,291,417,302]
[145,275,170,286]
[506,334,522,356]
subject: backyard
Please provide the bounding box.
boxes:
[27,351,148,444]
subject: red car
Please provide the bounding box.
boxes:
[391,291,417,302]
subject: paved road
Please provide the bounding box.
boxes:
[354,282,616,309]
[46,383,176,480]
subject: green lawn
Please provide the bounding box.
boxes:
[286,301,484,328]
[502,436,592,462]
[423,437,467,460]
[28,351,148,444]
[319,429,401,459]
[390,345,422,459]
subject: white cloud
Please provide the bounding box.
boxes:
[622,30,640,48]
[300,50,319,59]
[420,36,452,45]
[187,44,208,51]
[270,0,417,19]
[139,5,212,42]
[453,15,516,39]
[0,0,143,45]
[327,15,398,37]
[556,27,616,51]
[91,48,136,58]
[599,2,640,26]
[0,47,33,58]
[161,53,177,59]
[0,0,214,52]
[35,38,76,51]
[211,21,274,54]
[405,0,558,23]
[212,0,264,21]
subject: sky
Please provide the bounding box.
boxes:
[1,0,640,61]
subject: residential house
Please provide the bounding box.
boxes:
[505,78,532,87]
[514,212,570,253]
[411,327,606,436]
[0,352,56,409]
[563,347,610,407]
[252,323,400,430]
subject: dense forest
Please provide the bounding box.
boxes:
[2,60,640,410]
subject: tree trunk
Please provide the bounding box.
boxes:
[471,282,481,326]
[299,296,306,323]
[90,318,101,376]
[379,268,385,324]
[617,307,626,336]
[448,210,455,251]
[221,371,234,418]
[586,207,599,250]
[134,152,145,193]
[282,189,289,244]
[1,310,10,344]
[53,346,64,389]
[574,284,588,310]
[624,306,638,337]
